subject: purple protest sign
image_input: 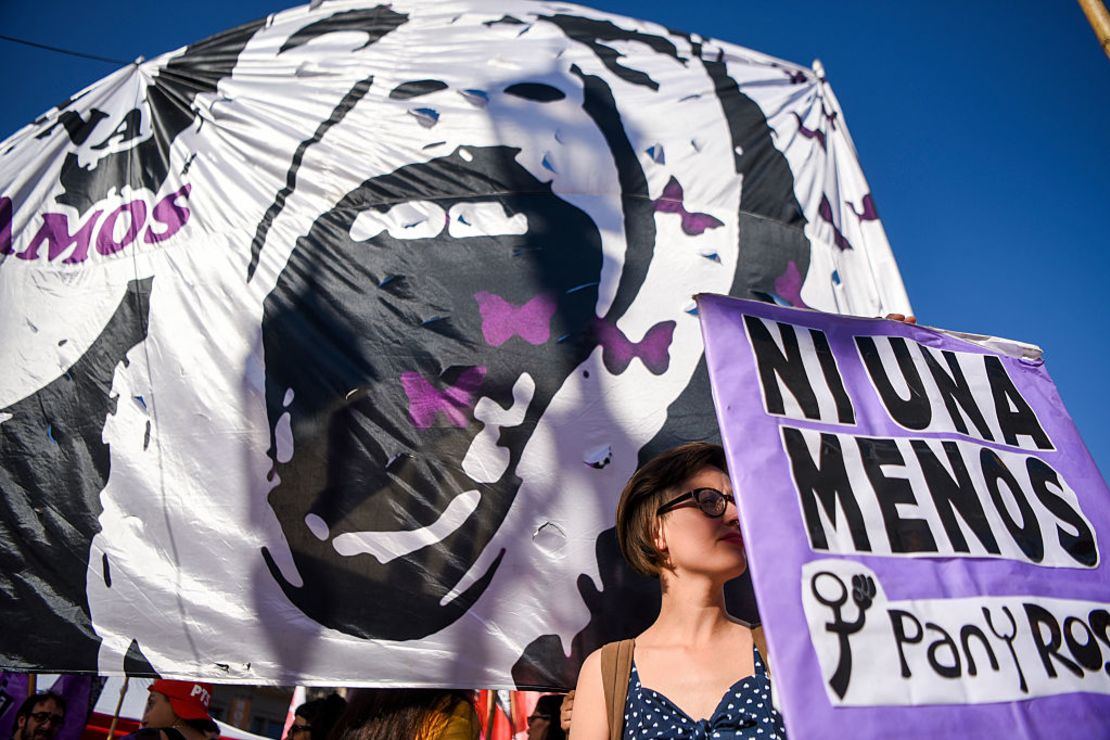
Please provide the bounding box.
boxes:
[697,294,1110,739]
[0,672,30,739]
[50,674,105,740]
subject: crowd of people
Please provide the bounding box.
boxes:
[129,682,562,740]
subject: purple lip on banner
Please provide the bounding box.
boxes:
[652,176,725,236]
[819,194,853,251]
[474,291,557,346]
[0,197,11,254]
[401,367,487,429]
[847,193,879,221]
[773,259,809,308]
[792,112,827,151]
[592,318,675,375]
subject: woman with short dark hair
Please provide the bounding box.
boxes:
[136,680,217,740]
[570,442,785,739]
[288,694,346,740]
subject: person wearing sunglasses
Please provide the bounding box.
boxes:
[568,442,785,739]
[288,694,347,740]
[12,692,66,740]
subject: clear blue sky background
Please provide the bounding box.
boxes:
[3,1,1108,479]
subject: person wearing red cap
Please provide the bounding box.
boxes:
[140,680,217,740]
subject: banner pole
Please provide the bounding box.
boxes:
[106,677,129,740]
[1078,0,1110,60]
[27,675,37,695]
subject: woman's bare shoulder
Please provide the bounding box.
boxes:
[580,645,604,675]
[568,647,610,739]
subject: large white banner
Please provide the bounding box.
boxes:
[0,0,908,687]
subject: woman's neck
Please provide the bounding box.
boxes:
[646,571,735,646]
[169,722,207,740]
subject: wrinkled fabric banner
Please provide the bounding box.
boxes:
[1,0,909,687]
[697,294,1110,739]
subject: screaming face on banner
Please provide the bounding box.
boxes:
[0,2,908,686]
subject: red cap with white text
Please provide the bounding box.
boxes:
[148,680,214,721]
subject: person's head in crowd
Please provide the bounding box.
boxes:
[526,695,566,740]
[141,680,215,740]
[289,694,346,740]
[13,692,66,740]
[332,688,477,740]
[615,441,742,582]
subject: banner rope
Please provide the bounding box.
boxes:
[0,33,130,65]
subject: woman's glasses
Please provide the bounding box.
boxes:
[656,487,732,518]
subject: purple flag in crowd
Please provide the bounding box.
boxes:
[50,675,105,740]
[697,294,1110,739]
[0,673,31,739]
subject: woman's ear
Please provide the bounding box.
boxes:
[652,517,667,554]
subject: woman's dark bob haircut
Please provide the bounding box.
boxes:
[615,441,728,577]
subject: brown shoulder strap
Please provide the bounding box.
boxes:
[751,625,771,677]
[600,639,635,740]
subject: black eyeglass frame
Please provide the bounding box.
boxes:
[655,487,732,518]
[28,713,65,726]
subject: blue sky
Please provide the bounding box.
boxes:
[3,1,1108,478]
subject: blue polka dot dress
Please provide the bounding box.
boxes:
[623,646,786,739]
